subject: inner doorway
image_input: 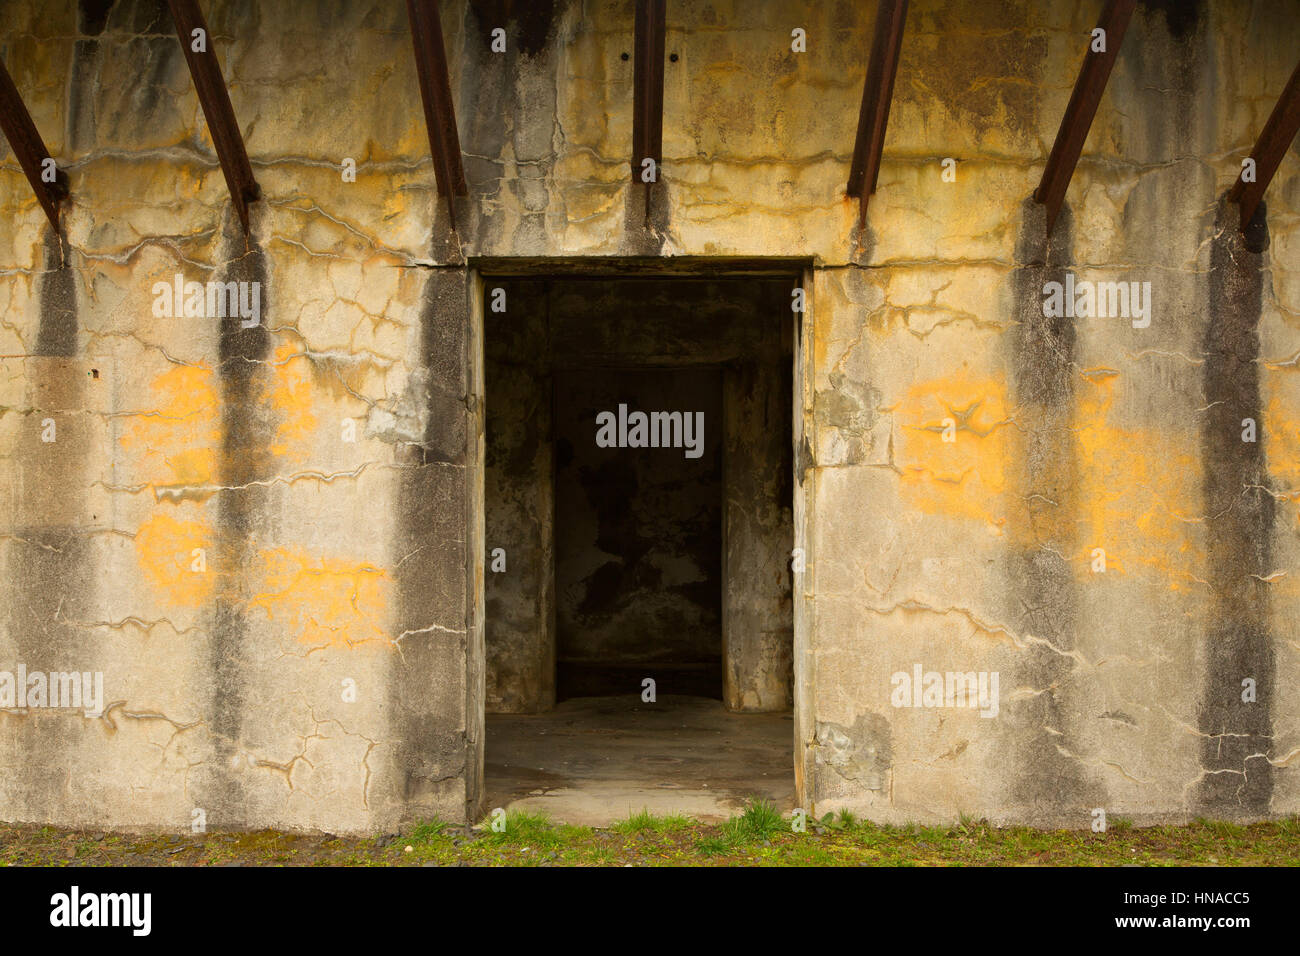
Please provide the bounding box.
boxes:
[481,269,798,824]
[554,365,724,701]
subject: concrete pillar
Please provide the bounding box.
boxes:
[722,351,794,712]
[485,279,555,713]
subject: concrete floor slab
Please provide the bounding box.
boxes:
[484,695,795,826]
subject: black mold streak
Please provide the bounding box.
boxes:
[1005,198,1104,816]
[467,0,559,58]
[1196,197,1274,814]
[35,230,77,357]
[206,211,271,808]
[78,0,116,36]
[622,181,670,255]
[1139,0,1203,41]
[7,225,89,815]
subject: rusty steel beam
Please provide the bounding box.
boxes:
[0,54,67,231]
[632,0,666,216]
[166,0,259,234]
[1228,57,1300,230]
[407,0,468,231]
[1033,0,1135,235]
[847,0,908,223]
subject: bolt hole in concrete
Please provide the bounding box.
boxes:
[484,274,797,824]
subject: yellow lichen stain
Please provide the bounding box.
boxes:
[261,344,318,461]
[118,363,220,492]
[248,548,389,651]
[892,372,1013,530]
[1074,369,1204,586]
[135,511,215,607]
[1263,392,1300,504]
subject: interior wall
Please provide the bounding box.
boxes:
[723,351,795,711]
[484,279,554,714]
[555,365,724,699]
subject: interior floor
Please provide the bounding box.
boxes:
[485,695,794,825]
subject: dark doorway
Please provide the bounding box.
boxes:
[554,366,724,700]
[481,268,799,824]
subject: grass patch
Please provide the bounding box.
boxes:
[1,813,1297,868]
[698,798,787,852]
[478,811,592,855]
[736,798,785,841]
[408,819,450,844]
[612,809,694,835]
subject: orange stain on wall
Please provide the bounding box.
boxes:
[248,548,389,651]
[1074,369,1203,585]
[124,365,220,607]
[262,344,318,461]
[892,372,1013,530]
[135,511,215,607]
[118,363,220,491]
[1263,391,1300,505]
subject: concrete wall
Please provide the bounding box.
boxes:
[0,0,1297,831]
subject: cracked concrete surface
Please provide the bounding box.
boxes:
[0,0,1297,833]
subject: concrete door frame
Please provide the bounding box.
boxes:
[468,257,816,817]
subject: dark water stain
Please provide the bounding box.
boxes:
[849,217,875,267]
[1195,197,1274,814]
[71,1,113,148]
[467,0,559,58]
[67,34,103,154]
[5,226,91,817]
[35,230,77,357]
[71,2,187,151]
[1140,0,1203,40]
[622,181,670,254]
[1003,198,1103,817]
[78,0,115,35]
[109,0,171,34]
[204,212,271,810]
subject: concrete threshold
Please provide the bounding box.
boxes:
[484,694,794,826]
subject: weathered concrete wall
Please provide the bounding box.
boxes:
[1,0,484,833]
[0,0,1296,831]
[794,1,1300,826]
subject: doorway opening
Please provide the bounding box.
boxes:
[554,364,724,701]
[481,267,799,824]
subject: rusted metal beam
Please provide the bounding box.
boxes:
[632,0,666,216]
[407,0,468,231]
[166,0,259,234]
[1228,57,1300,230]
[1033,0,1135,235]
[0,54,67,231]
[847,0,908,223]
